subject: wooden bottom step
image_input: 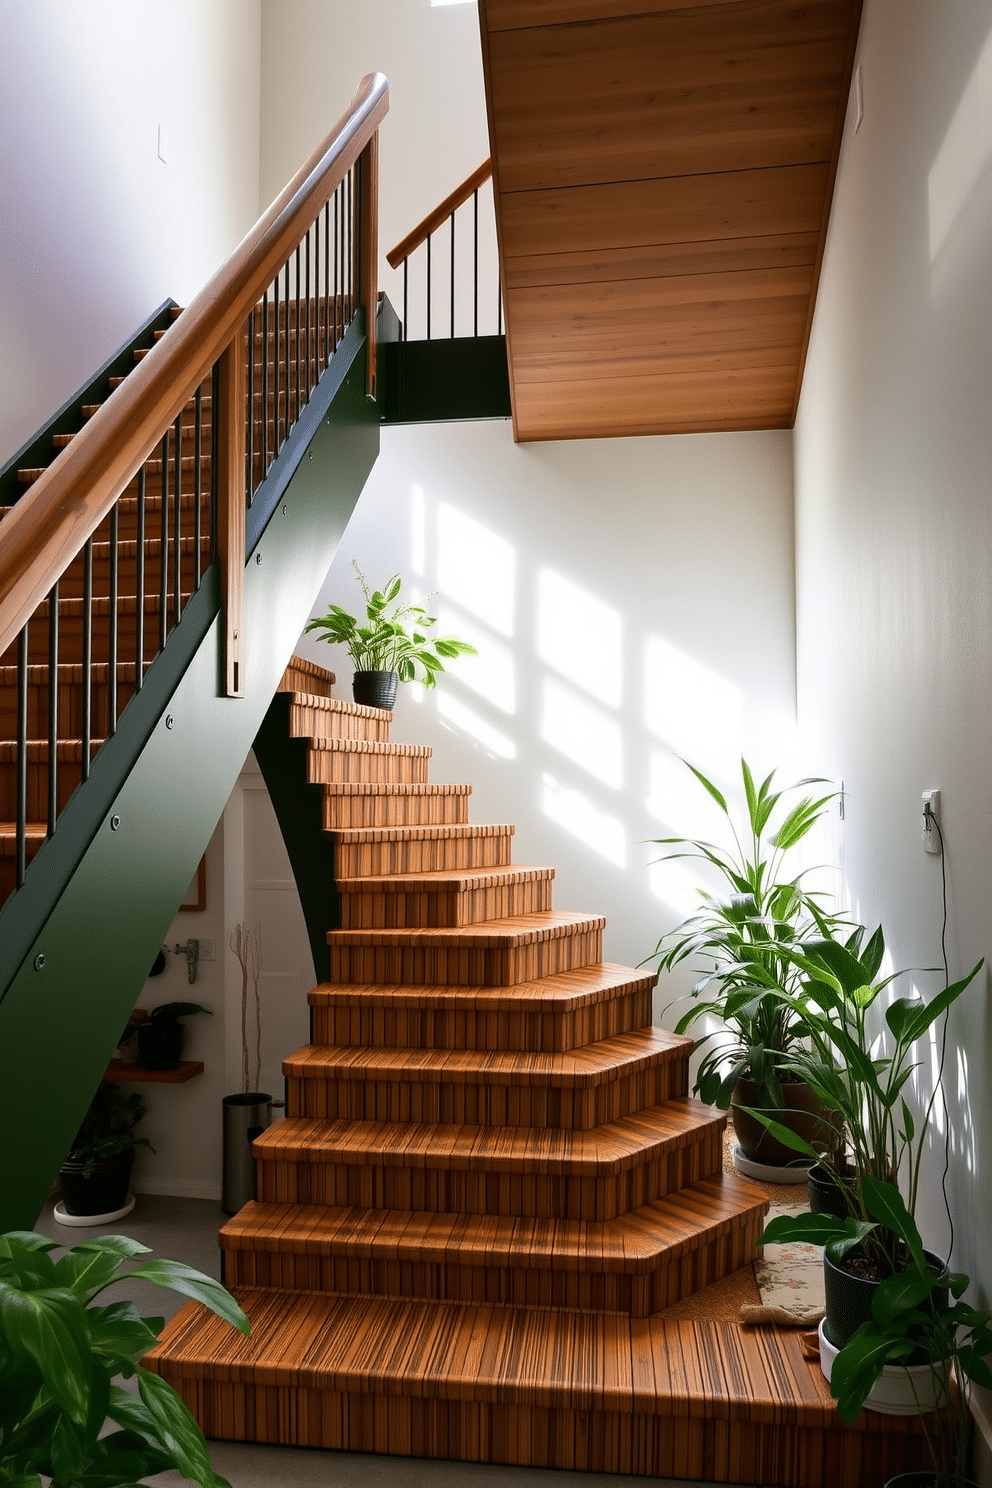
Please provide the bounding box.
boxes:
[220,1172,767,1315]
[144,1289,922,1486]
[332,822,516,879]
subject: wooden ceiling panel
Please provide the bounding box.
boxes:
[478,0,863,440]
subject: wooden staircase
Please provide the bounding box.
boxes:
[145,662,921,1487]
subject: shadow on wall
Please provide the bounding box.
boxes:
[296,418,800,1004]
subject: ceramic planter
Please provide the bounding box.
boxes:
[352,670,398,709]
[822,1245,949,1350]
[59,1148,135,1218]
[137,1019,184,1070]
[730,1077,825,1169]
[818,1318,949,1416]
[808,1161,857,1218]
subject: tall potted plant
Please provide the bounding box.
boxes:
[57,1083,155,1223]
[305,565,476,708]
[651,757,843,1174]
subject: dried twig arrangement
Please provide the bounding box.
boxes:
[229,923,262,1093]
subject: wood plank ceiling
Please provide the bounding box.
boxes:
[478,0,864,441]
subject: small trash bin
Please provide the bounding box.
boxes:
[222,1092,273,1214]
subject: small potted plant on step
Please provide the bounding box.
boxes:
[650,757,844,1180]
[136,1000,212,1071]
[57,1082,155,1223]
[305,564,476,708]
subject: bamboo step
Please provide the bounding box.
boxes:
[285,692,391,743]
[251,1099,723,1219]
[219,1171,767,1315]
[331,823,516,880]
[0,821,46,901]
[144,1290,920,1485]
[0,662,146,736]
[306,736,432,787]
[338,865,556,929]
[0,739,102,818]
[308,963,657,1052]
[283,1027,689,1128]
[278,658,336,699]
[327,910,605,987]
[322,781,472,830]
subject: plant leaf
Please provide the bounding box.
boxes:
[125,1260,250,1335]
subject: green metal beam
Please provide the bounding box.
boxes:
[0,331,379,1232]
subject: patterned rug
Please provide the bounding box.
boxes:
[745,1201,825,1326]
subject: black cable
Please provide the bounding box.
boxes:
[927,806,954,1258]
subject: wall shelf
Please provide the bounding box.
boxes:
[102,1060,204,1084]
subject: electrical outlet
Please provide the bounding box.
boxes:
[199,938,217,962]
[922,790,941,854]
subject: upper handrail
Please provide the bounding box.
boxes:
[386,159,491,269]
[0,72,389,661]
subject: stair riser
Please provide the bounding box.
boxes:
[222,1215,760,1316]
[327,926,603,986]
[0,754,97,820]
[308,752,430,787]
[285,1061,688,1129]
[333,831,514,879]
[255,1128,723,1220]
[323,792,470,829]
[310,985,654,1052]
[2,610,191,668]
[288,702,389,741]
[156,1379,909,1486]
[0,679,138,738]
[338,877,553,929]
[23,554,209,605]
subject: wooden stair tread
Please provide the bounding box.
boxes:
[283,690,390,720]
[0,822,47,854]
[327,910,604,948]
[0,663,144,684]
[253,1099,722,1174]
[338,865,553,893]
[307,737,431,758]
[0,739,102,761]
[220,1173,767,1272]
[331,823,514,845]
[308,963,654,1012]
[278,656,336,688]
[146,1288,841,1422]
[283,1027,689,1086]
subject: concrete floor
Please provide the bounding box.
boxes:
[34,1193,755,1488]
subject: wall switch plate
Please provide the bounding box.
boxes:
[199,938,216,962]
[922,789,941,854]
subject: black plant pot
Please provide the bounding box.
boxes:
[808,1161,857,1218]
[59,1148,135,1217]
[137,1020,184,1070]
[730,1077,827,1167]
[823,1246,949,1350]
[352,670,398,709]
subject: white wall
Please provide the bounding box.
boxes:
[0,0,262,464]
[794,0,992,1292]
[296,420,799,1011]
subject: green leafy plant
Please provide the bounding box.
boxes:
[66,1085,154,1180]
[305,566,476,688]
[755,927,982,1273]
[0,1228,249,1487]
[650,757,842,1111]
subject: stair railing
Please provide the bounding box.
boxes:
[386,159,500,341]
[0,72,388,894]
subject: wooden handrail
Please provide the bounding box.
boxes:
[0,72,389,662]
[386,159,491,270]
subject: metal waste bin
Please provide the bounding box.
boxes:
[222,1092,272,1214]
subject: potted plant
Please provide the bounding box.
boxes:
[650,757,843,1174]
[58,1082,155,1221]
[305,564,476,708]
[0,1227,248,1487]
[135,1000,211,1071]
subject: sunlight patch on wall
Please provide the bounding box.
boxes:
[410,484,425,576]
[537,568,621,707]
[542,773,626,867]
[437,505,514,635]
[647,857,709,919]
[436,603,515,713]
[643,635,742,779]
[542,676,622,788]
[437,692,515,759]
[929,26,992,260]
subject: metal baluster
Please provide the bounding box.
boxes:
[210,363,220,563]
[450,210,456,338]
[333,186,339,351]
[284,261,291,437]
[108,503,118,734]
[403,258,408,342]
[347,170,353,322]
[47,583,58,834]
[323,200,330,366]
[194,387,203,584]
[81,539,93,785]
[160,430,169,651]
[427,234,432,340]
[260,296,269,478]
[274,275,281,452]
[295,244,302,423]
[15,624,27,887]
[173,412,183,622]
[473,189,479,338]
[314,214,321,377]
[246,310,255,502]
[135,469,145,689]
[305,227,312,395]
